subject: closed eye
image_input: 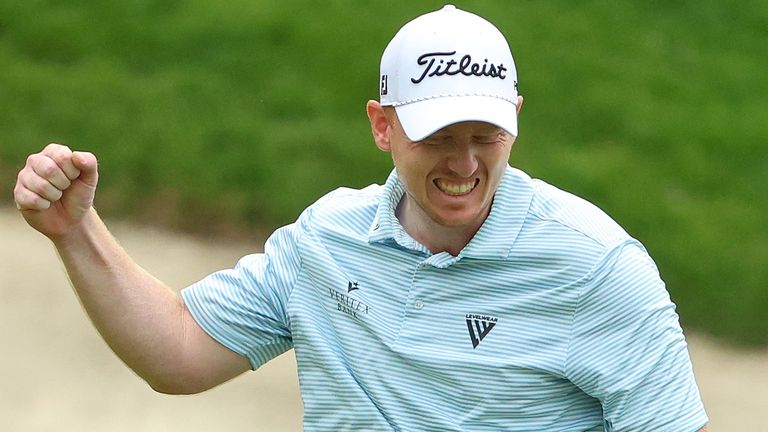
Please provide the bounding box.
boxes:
[473,132,506,144]
[421,135,452,146]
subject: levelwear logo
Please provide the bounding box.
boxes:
[466,314,498,349]
[411,51,508,84]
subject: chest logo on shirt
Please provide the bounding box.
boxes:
[329,284,370,320]
[466,314,498,348]
[347,281,359,293]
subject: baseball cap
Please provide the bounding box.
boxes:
[379,5,519,141]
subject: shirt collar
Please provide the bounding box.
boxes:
[368,170,431,255]
[368,166,534,260]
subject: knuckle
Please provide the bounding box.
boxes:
[12,188,36,210]
[48,144,73,162]
[30,156,58,178]
[12,182,23,198]
[38,177,58,194]
[26,153,39,166]
[45,142,66,152]
[40,160,58,177]
[26,174,49,194]
[32,196,51,210]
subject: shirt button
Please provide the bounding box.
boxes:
[414,299,424,309]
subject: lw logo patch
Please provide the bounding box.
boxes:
[466,314,498,349]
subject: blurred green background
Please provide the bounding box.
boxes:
[1,0,765,345]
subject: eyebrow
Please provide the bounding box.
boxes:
[422,125,506,141]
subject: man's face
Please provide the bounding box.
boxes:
[387,112,515,230]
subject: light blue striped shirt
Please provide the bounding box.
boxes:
[181,166,708,431]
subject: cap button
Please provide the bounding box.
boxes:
[442,4,457,11]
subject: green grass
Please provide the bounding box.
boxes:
[1,0,766,344]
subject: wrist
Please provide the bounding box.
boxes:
[50,207,101,248]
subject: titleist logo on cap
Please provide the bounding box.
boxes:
[410,51,508,84]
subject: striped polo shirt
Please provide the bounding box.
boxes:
[181,166,708,431]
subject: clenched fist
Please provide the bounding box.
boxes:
[13,143,99,239]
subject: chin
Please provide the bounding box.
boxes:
[430,210,483,228]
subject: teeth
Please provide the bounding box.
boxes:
[436,179,476,196]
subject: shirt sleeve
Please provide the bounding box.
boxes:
[566,241,708,431]
[180,220,303,370]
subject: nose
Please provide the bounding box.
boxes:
[446,142,478,177]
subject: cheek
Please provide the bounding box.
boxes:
[480,144,511,169]
[393,159,436,198]
[393,148,431,176]
[496,141,513,163]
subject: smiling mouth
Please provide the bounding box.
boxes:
[434,178,479,196]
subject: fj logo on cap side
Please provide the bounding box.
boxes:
[380,75,388,95]
[466,314,498,348]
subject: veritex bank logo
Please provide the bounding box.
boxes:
[466,314,498,349]
[329,282,369,320]
[347,281,359,293]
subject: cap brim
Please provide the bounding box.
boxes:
[394,95,518,141]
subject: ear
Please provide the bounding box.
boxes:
[366,100,392,152]
[516,95,524,115]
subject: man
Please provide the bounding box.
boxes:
[13,5,707,431]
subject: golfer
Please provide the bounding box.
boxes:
[13,5,708,431]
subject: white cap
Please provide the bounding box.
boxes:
[379,5,519,141]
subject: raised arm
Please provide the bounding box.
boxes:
[13,143,250,394]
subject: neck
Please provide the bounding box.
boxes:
[396,196,486,257]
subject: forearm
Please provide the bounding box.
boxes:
[52,208,186,390]
[14,145,248,392]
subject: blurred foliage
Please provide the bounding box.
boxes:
[0,0,766,344]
